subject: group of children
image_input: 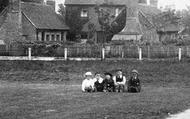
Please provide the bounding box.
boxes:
[81,69,141,93]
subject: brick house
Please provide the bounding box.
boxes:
[65,0,132,43]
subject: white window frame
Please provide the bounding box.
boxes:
[56,33,61,41]
[81,9,88,17]
[45,33,50,41]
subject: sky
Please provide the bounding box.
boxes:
[51,0,190,12]
[158,0,190,10]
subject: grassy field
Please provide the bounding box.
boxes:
[0,60,190,119]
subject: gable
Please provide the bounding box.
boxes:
[21,2,69,30]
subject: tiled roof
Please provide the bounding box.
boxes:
[137,4,161,16]
[65,0,135,6]
[21,2,69,30]
[118,17,142,35]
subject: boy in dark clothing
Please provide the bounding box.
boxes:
[103,73,115,92]
[94,73,104,92]
[128,70,141,93]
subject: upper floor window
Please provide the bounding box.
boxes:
[81,9,88,18]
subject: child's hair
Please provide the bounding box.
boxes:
[104,72,113,77]
[131,70,139,74]
[95,72,101,76]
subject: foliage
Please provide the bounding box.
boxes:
[0,0,9,12]
[95,6,126,42]
[177,7,190,29]
[65,7,88,41]
[21,0,43,3]
[58,4,65,18]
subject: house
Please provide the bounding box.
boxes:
[21,2,69,42]
[112,17,142,41]
[112,2,161,43]
[64,0,135,43]
[152,11,180,42]
[0,0,69,49]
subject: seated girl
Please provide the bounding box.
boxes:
[103,73,115,92]
[94,72,104,92]
[82,72,95,92]
[127,70,141,93]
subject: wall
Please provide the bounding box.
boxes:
[22,12,37,41]
[0,0,23,48]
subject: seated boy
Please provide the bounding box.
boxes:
[103,73,115,92]
[94,72,104,92]
[113,69,127,92]
[82,72,95,92]
[128,70,141,93]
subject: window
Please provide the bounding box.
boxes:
[115,8,120,17]
[56,34,60,41]
[46,34,50,41]
[51,34,55,41]
[81,9,88,17]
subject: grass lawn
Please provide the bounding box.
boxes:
[0,60,190,119]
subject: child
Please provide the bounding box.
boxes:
[128,70,141,93]
[113,69,127,92]
[103,73,115,92]
[82,72,95,92]
[94,72,104,92]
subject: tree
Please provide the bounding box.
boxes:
[0,0,9,12]
[179,7,190,29]
[95,5,126,42]
[58,4,66,17]
[65,7,88,41]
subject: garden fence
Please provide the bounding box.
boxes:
[0,45,190,61]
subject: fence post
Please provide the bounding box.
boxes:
[64,48,68,61]
[148,45,150,59]
[28,47,32,60]
[122,50,124,58]
[178,47,182,61]
[121,46,124,58]
[102,47,105,60]
[138,47,142,61]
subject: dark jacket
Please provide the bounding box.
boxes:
[128,77,141,87]
[103,78,115,92]
[94,80,104,92]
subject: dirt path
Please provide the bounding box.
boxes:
[167,109,190,119]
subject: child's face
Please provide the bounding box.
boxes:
[105,75,111,80]
[117,71,122,76]
[132,73,138,78]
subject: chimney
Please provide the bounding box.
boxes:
[46,0,56,11]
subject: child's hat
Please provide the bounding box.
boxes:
[85,72,93,76]
[116,68,122,72]
[104,72,113,77]
[132,70,139,74]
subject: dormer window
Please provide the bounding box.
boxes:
[81,9,88,18]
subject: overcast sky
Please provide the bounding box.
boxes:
[52,0,190,12]
[158,0,190,10]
